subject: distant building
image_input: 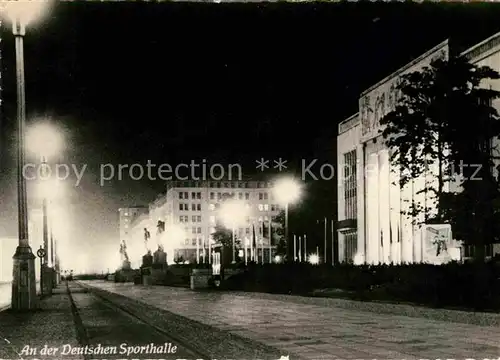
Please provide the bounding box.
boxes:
[337,32,500,264]
[126,179,281,264]
[118,206,148,245]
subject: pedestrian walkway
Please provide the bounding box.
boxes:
[0,284,83,360]
[82,280,500,360]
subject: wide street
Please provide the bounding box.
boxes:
[80,280,500,360]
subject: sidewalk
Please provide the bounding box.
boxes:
[82,280,500,360]
[0,284,82,360]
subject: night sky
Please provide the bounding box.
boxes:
[1,1,500,271]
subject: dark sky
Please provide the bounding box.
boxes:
[1,1,500,271]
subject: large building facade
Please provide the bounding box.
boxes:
[125,179,281,265]
[118,206,148,244]
[338,33,500,264]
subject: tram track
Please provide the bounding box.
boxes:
[67,281,211,360]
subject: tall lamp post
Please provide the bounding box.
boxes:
[27,123,63,294]
[4,1,52,310]
[273,177,302,263]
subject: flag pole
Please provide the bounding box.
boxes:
[298,235,302,262]
[331,219,335,265]
[268,217,272,263]
[304,234,307,261]
[261,221,265,264]
[324,217,327,264]
[196,236,199,264]
[293,234,297,262]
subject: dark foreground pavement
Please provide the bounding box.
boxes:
[80,280,500,360]
[0,281,287,360]
[0,285,82,360]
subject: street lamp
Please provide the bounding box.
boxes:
[37,178,64,289]
[273,177,302,262]
[308,253,320,265]
[219,200,248,263]
[27,123,63,295]
[3,0,52,310]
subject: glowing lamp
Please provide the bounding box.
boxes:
[273,177,302,206]
[26,122,63,159]
[308,254,319,265]
[2,0,52,27]
[219,200,248,228]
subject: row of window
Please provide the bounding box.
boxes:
[179,192,202,200]
[178,192,271,201]
[179,203,202,211]
[343,149,357,220]
[182,225,272,236]
[185,238,204,246]
[179,215,202,223]
[178,203,279,212]
[179,215,272,224]
[207,203,278,211]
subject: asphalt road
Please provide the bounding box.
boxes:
[68,284,204,359]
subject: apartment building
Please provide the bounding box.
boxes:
[118,206,148,244]
[126,179,281,264]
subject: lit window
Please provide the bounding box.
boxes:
[209,204,215,211]
[264,216,269,221]
[264,204,269,211]
[258,204,264,211]
[210,227,216,234]
[124,212,128,216]
[210,216,216,224]
[259,216,263,222]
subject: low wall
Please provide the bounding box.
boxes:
[190,268,212,290]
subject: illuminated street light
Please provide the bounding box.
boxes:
[26,122,64,296]
[273,177,302,263]
[2,0,53,311]
[308,254,320,265]
[219,200,248,263]
[3,1,51,27]
[26,122,63,160]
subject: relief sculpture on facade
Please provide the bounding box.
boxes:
[361,95,372,137]
[374,93,386,131]
[388,83,396,112]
